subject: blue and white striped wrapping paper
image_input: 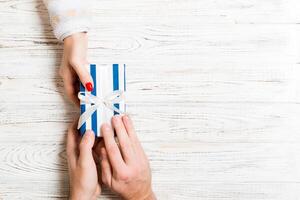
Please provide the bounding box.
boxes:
[79,64,126,137]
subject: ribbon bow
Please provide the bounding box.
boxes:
[77,91,125,129]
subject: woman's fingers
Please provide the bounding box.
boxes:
[65,81,80,106]
[101,124,126,172]
[72,62,94,92]
[66,123,79,169]
[65,32,93,92]
[60,66,80,106]
[78,131,95,166]
[112,116,134,163]
[100,147,112,186]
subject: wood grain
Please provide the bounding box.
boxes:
[0,0,300,199]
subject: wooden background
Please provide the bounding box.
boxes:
[0,0,300,199]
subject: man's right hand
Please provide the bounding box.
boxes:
[95,115,156,200]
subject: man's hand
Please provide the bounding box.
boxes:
[60,32,93,105]
[95,115,156,200]
[66,123,101,200]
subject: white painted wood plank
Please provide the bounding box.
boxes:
[1,66,300,104]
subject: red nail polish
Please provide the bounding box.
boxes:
[85,82,93,92]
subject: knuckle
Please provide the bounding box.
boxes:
[78,160,89,169]
[118,171,130,182]
[117,167,137,182]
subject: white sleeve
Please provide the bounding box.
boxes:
[43,0,91,41]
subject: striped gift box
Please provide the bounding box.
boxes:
[78,64,126,137]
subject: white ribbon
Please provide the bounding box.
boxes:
[77,91,125,129]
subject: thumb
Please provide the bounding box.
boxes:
[79,130,95,163]
[73,62,94,92]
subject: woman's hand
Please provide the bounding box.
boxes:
[60,32,93,105]
[95,115,156,200]
[66,123,101,200]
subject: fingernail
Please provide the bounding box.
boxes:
[123,115,129,121]
[85,130,94,137]
[85,82,93,92]
[102,123,111,131]
[114,115,121,121]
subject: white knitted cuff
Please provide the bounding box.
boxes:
[54,17,90,41]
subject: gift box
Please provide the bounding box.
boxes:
[77,64,126,137]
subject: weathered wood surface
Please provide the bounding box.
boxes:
[0,0,300,199]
